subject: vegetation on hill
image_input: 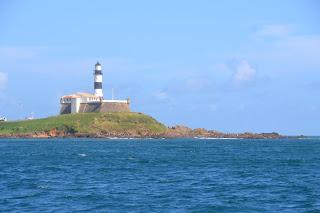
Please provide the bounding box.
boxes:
[0,112,283,139]
[0,112,167,137]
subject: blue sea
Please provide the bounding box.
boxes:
[0,138,319,212]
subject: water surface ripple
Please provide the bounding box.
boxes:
[0,138,319,212]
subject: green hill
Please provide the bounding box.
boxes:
[0,112,283,139]
[0,112,167,137]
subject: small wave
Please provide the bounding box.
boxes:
[106,137,137,140]
[297,137,319,140]
[107,137,159,140]
[78,153,87,157]
[194,137,241,140]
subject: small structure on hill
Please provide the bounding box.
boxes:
[60,62,130,114]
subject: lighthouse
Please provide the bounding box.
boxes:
[94,62,103,98]
[60,61,130,114]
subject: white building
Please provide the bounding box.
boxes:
[60,62,130,114]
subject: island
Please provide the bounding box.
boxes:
[0,112,282,139]
[0,62,283,139]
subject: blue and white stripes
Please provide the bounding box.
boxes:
[94,62,103,98]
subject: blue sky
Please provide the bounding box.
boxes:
[0,0,319,135]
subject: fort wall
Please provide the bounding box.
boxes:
[60,102,130,114]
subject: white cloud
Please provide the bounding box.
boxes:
[241,24,320,71]
[153,91,171,101]
[255,24,291,38]
[277,36,320,60]
[0,72,7,90]
[233,60,256,85]
[241,35,320,70]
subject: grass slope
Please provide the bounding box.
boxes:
[0,112,167,135]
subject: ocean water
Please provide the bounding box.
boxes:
[0,138,319,212]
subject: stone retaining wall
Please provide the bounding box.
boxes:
[60,102,130,114]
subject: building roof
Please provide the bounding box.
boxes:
[95,61,101,66]
[61,92,99,99]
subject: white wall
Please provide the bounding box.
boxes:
[71,98,80,113]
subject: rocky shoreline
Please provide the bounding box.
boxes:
[0,125,284,139]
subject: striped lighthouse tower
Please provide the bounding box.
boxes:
[94,62,103,98]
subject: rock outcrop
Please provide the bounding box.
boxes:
[0,126,283,139]
[164,125,282,139]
